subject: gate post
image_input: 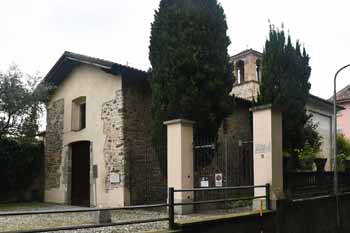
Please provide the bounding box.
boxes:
[164,119,194,215]
[251,105,284,210]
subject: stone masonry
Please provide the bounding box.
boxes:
[101,90,125,191]
[231,50,261,101]
[123,79,166,205]
[231,80,260,101]
[45,99,64,190]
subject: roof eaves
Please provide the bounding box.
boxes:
[44,51,148,86]
[231,49,263,60]
[65,56,111,70]
[328,84,350,101]
[308,94,345,110]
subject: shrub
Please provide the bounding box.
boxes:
[334,134,350,171]
[295,142,319,171]
[0,138,43,202]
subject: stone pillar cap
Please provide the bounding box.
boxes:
[250,104,284,112]
[163,119,195,126]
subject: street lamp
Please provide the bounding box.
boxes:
[333,64,350,232]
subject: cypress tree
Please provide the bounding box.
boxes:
[149,0,234,143]
[258,25,312,153]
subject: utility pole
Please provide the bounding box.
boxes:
[333,64,350,232]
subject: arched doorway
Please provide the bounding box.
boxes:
[71,141,90,206]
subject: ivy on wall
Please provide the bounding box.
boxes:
[0,138,43,202]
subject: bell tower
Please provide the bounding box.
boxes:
[231,49,262,101]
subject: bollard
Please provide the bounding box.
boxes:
[168,187,175,230]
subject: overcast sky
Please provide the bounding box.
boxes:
[0,0,349,99]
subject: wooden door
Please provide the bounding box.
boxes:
[71,141,90,206]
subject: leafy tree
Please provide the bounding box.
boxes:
[337,134,350,157]
[0,65,51,139]
[149,0,234,142]
[335,134,350,171]
[258,25,313,153]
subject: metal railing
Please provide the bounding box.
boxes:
[0,184,271,232]
[168,184,271,229]
[284,172,350,198]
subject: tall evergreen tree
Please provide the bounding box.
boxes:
[149,0,234,142]
[258,25,312,153]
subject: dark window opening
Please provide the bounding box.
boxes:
[80,103,86,130]
[256,59,261,82]
[71,96,86,131]
[236,60,245,84]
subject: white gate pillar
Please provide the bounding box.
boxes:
[164,119,194,214]
[252,104,284,210]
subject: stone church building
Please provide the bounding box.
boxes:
[44,51,157,207]
[44,49,335,208]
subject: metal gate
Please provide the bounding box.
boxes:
[193,133,254,205]
[193,133,253,188]
[129,143,167,205]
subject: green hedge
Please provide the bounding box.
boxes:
[0,138,44,202]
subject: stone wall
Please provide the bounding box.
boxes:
[218,99,252,142]
[276,194,350,233]
[176,193,350,233]
[101,90,125,191]
[231,80,260,101]
[177,211,275,233]
[123,79,166,205]
[45,99,64,190]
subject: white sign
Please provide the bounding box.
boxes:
[200,177,209,187]
[110,172,121,184]
[255,144,271,154]
[215,173,223,187]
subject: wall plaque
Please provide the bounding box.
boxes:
[110,172,121,184]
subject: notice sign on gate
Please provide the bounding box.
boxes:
[215,173,223,187]
[200,177,209,187]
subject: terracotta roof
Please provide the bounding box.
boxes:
[231,49,262,60]
[44,51,148,86]
[329,84,350,103]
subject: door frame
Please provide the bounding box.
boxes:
[68,140,92,207]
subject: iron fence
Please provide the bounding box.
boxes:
[0,184,271,232]
[193,133,253,189]
[129,142,167,205]
[193,133,254,210]
[284,172,350,199]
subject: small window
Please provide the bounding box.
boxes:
[256,59,261,82]
[72,97,86,131]
[235,60,245,84]
[80,103,86,129]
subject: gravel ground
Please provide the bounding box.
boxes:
[0,203,252,233]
